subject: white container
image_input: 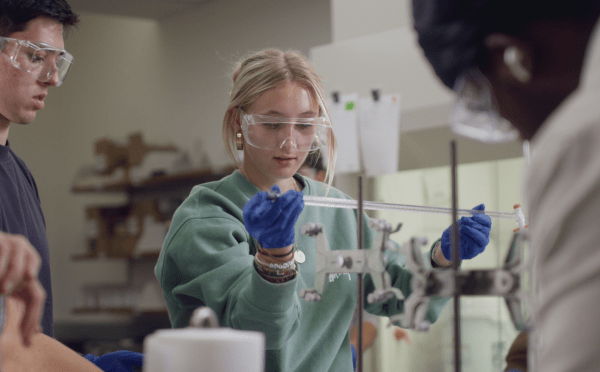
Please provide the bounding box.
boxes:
[143,327,265,372]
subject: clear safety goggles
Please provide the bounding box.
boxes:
[0,36,73,86]
[450,68,519,143]
[240,111,333,152]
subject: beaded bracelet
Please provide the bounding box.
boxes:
[254,261,296,276]
[254,261,297,283]
[254,265,296,278]
[255,255,295,270]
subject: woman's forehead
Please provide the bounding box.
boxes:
[249,81,319,117]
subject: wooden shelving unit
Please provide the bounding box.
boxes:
[72,167,234,194]
[71,167,233,316]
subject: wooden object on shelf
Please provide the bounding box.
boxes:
[82,200,168,259]
[127,132,178,168]
[85,205,130,258]
[94,139,128,176]
[95,132,177,180]
[111,199,166,258]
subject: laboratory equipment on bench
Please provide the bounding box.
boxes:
[298,216,532,332]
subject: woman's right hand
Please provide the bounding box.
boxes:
[243,185,304,249]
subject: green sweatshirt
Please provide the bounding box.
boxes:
[155,170,449,372]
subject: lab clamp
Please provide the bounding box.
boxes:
[391,227,532,332]
[299,219,403,304]
[298,216,532,333]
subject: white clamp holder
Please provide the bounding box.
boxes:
[298,219,404,304]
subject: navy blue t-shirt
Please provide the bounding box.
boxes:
[0,142,53,337]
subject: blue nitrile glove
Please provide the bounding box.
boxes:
[351,344,357,371]
[243,185,304,248]
[441,204,492,260]
[84,350,144,372]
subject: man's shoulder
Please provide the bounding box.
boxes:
[0,147,37,189]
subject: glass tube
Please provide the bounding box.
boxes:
[303,195,517,220]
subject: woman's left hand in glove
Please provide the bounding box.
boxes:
[440,204,492,261]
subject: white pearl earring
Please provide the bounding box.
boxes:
[504,46,531,83]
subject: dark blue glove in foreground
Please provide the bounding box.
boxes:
[351,344,357,371]
[441,204,492,260]
[243,185,304,248]
[84,350,144,372]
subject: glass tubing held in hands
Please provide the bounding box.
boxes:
[302,195,520,221]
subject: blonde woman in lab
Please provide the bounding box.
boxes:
[155,48,492,372]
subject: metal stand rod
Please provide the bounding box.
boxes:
[451,141,461,372]
[357,176,364,372]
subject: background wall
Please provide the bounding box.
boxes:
[331,0,411,41]
[7,0,331,322]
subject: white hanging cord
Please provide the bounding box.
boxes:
[303,195,519,220]
[522,140,531,165]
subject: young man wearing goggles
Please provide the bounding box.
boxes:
[0,0,77,345]
[0,1,143,371]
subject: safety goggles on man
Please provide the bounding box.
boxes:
[450,68,519,143]
[240,110,333,152]
[0,36,73,86]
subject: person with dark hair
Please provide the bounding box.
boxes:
[0,0,78,342]
[411,1,600,370]
[0,1,143,371]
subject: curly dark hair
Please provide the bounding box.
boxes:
[413,0,600,88]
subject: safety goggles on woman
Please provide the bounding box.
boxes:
[240,110,333,152]
[0,36,74,86]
